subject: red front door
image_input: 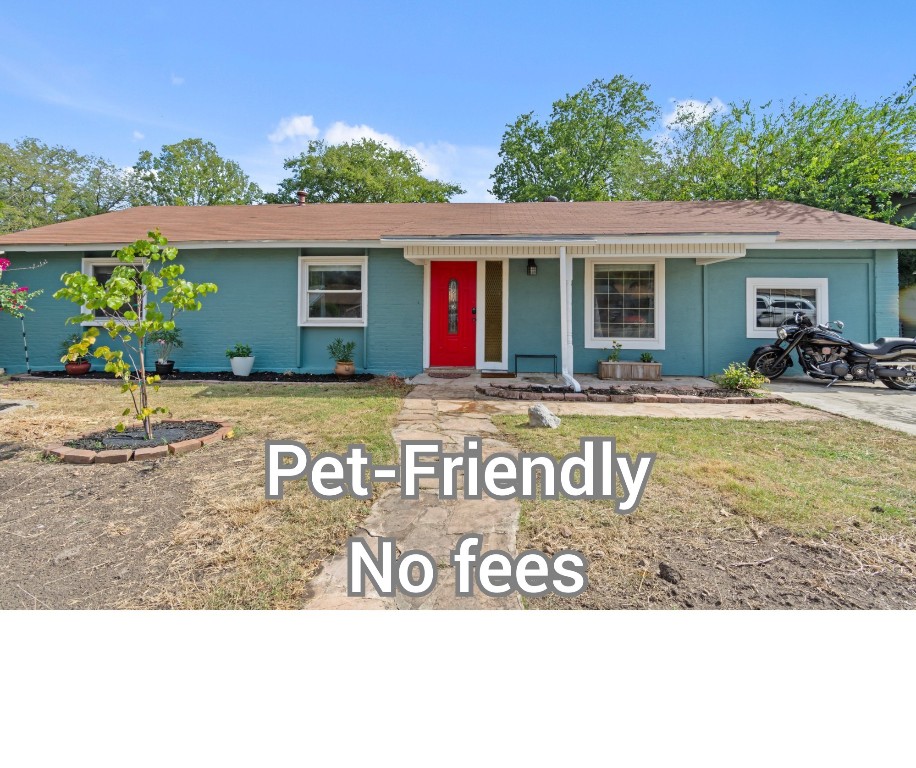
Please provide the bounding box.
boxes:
[430,261,476,367]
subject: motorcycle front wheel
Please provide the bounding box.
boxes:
[879,355,916,391]
[749,349,789,380]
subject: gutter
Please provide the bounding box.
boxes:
[558,246,581,392]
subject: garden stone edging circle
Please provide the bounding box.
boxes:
[44,419,234,465]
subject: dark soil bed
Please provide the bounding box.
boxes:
[66,420,223,450]
[28,369,376,383]
[491,384,752,398]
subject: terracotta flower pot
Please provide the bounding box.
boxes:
[334,360,355,377]
[65,361,91,376]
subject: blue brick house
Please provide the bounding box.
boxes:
[1,200,914,382]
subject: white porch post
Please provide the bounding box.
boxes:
[558,246,581,392]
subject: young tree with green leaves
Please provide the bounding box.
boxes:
[132,138,262,206]
[54,231,217,440]
[489,75,659,202]
[266,138,464,203]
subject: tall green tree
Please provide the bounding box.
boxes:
[641,82,916,224]
[489,76,659,202]
[267,138,464,203]
[0,138,133,233]
[133,138,262,206]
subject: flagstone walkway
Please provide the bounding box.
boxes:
[304,381,832,610]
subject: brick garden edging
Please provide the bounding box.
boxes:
[44,419,234,465]
[474,385,779,405]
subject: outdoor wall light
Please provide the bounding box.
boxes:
[526,258,537,276]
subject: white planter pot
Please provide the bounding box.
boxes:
[230,356,255,377]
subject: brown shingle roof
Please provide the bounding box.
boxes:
[2,200,915,247]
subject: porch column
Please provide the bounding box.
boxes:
[558,246,581,391]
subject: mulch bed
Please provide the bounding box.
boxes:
[478,383,776,404]
[66,420,224,451]
[24,370,375,383]
[46,419,234,464]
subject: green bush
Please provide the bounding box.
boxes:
[226,343,252,359]
[639,352,655,363]
[711,362,769,391]
[327,338,356,362]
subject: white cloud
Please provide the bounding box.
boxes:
[132,130,144,141]
[323,121,403,149]
[663,97,726,129]
[268,114,321,144]
[260,116,499,201]
[170,74,185,86]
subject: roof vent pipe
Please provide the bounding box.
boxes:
[296,190,307,205]
[543,195,560,202]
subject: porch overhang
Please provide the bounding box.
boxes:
[388,234,777,266]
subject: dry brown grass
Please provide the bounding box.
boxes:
[0,378,405,609]
[495,413,916,609]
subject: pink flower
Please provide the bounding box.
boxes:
[0,257,10,270]
[14,286,28,293]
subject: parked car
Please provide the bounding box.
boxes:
[756,293,817,327]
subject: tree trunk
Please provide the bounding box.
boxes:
[138,344,152,440]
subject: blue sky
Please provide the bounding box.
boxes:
[2,1,912,201]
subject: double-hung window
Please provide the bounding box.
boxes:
[585,259,665,349]
[81,256,145,326]
[298,256,367,326]
[746,277,828,338]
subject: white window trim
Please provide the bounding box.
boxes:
[80,257,147,327]
[746,277,828,339]
[584,258,666,350]
[298,255,368,327]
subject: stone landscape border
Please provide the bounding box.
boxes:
[44,419,234,465]
[475,385,779,405]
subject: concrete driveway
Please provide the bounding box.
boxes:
[766,378,916,435]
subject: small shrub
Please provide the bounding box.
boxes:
[60,333,89,363]
[639,352,655,363]
[606,341,623,362]
[226,343,252,359]
[327,338,356,362]
[711,362,769,391]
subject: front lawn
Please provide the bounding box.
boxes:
[0,379,405,609]
[495,414,916,609]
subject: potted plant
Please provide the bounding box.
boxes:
[597,342,662,381]
[60,333,91,376]
[148,327,183,376]
[226,343,254,376]
[327,338,356,377]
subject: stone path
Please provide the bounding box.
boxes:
[304,382,832,610]
[305,384,524,609]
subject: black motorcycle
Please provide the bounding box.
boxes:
[748,312,916,391]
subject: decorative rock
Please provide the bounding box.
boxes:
[95,449,133,464]
[528,404,561,429]
[133,445,168,461]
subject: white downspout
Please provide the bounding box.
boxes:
[558,246,581,392]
